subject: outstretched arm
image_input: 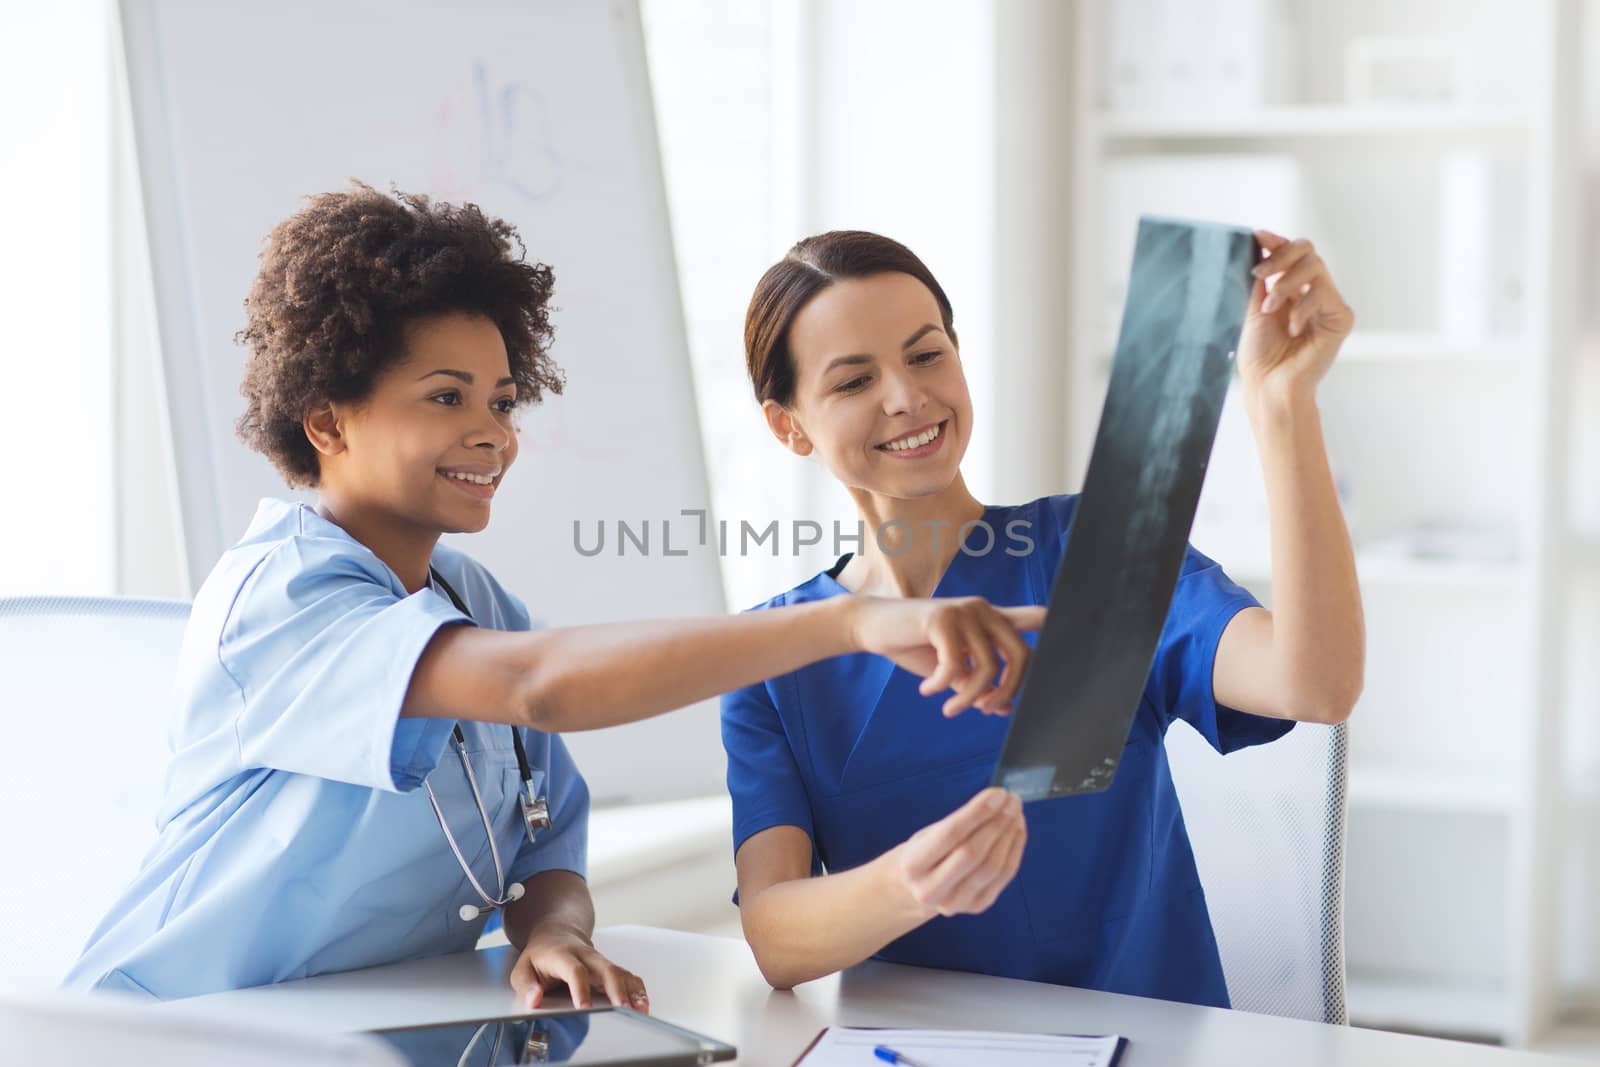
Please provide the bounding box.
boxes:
[404,596,1045,732]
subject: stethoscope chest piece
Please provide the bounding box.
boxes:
[520,789,553,844]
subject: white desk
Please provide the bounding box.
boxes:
[172,926,1587,1066]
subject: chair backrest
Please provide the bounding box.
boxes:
[0,596,192,991]
[0,990,404,1066]
[1164,718,1350,1024]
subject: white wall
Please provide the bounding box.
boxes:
[1564,0,1600,1014]
[640,0,812,613]
[1589,0,1600,262]
[0,1,115,597]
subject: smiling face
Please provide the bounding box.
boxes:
[314,311,519,536]
[770,271,973,500]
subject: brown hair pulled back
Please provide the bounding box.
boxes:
[743,230,956,407]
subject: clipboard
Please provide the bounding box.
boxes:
[789,1026,1129,1066]
[991,215,1258,802]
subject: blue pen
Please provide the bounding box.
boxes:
[873,1046,934,1067]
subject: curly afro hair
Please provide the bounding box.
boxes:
[236,182,564,487]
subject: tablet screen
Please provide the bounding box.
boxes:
[369,1007,735,1066]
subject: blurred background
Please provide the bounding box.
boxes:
[1,0,1596,1053]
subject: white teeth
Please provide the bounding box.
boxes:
[883,423,943,452]
[444,471,496,485]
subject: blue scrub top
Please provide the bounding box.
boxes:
[720,494,1291,1008]
[66,499,589,999]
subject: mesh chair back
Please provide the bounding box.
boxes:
[1165,718,1350,1023]
[0,596,191,989]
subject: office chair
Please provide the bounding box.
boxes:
[0,595,191,990]
[1165,718,1351,1024]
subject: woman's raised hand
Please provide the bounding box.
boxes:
[1237,230,1356,402]
[849,595,1045,716]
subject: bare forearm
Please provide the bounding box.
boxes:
[518,599,856,732]
[1246,385,1365,720]
[740,850,931,989]
[409,591,1038,730]
[405,599,858,729]
[504,870,596,952]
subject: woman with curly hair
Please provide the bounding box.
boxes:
[65,185,1042,1007]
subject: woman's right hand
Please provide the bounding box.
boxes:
[894,787,1028,920]
[849,596,1045,716]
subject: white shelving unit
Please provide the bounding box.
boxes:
[1066,0,1583,1047]
[1347,974,1513,1040]
[1335,331,1530,364]
[1224,555,1525,591]
[1346,763,1519,816]
[1095,106,1530,141]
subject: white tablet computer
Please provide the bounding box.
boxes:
[369,1006,736,1066]
[991,215,1258,801]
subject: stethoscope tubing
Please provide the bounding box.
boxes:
[424,734,514,911]
[425,567,551,918]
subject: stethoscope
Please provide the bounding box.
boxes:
[424,568,553,923]
[457,1019,551,1065]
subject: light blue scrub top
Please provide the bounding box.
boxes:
[66,499,589,999]
[721,494,1291,1008]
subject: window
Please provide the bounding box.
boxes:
[641,0,819,611]
[0,1,114,596]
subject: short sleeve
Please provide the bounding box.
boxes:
[1148,547,1294,754]
[508,733,590,885]
[721,679,816,857]
[220,536,470,792]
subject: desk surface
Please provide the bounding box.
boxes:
[173,926,1585,1067]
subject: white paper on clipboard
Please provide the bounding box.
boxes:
[792,1027,1127,1067]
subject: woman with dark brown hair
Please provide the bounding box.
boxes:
[722,229,1365,1004]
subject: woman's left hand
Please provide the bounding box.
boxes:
[1236,230,1356,402]
[510,923,650,1014]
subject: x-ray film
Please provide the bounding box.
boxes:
[991,216,1257,801]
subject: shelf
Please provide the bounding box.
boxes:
[1089,332,1527,375]
[1347,764,1519,816]
[1357,555,1523,588]
[1224,554,1524,590]
[1347,973,1510,1040]
[1094,106,1531,143]
[1338,332,1531,364]
[1531,1022,1600,1058]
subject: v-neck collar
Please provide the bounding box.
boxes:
[817,504,1002,600]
